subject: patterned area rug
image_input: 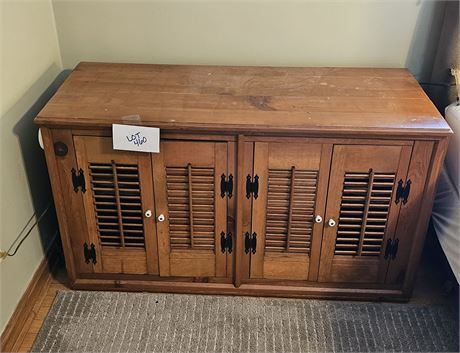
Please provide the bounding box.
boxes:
[32,290,459,352]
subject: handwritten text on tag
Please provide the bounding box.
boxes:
[112,124,160,153]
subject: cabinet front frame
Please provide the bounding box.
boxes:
[42,127,446,300]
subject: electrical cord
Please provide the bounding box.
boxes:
[6,203,53,257]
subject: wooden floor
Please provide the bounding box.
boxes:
[9,230,460,352]
[14,263,70,353]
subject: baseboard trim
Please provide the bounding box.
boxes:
[0,239,60,352]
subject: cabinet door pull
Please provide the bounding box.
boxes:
[315,215,323,223]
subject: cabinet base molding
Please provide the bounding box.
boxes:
[71,278,408,302]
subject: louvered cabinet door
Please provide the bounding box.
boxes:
[249,143,332,281]
[318,145,412,284]
[152,141,230,278]
[74,136,158,275]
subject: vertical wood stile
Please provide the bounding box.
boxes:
[187,163,195,248]
[111,160,125,247]
[286,166,296,251]
[357,169,374,256]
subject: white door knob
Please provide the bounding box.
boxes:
[157,214,165,222]
[328,218,336,227]
[144,210,152,218]
[314,215,323,223]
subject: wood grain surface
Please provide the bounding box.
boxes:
[35,62,451,137]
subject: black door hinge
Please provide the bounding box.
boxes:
[83,243,97,264]
[220,174,233,198]
[246,174,259,199]
[220,231,233,253]
[244,232,257,254]
[384,238,399,260]
[72,168,86,193]
[395,179,411,205]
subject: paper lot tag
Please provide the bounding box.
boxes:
[112,124,160,153]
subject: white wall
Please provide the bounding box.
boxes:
[52,0,444,80]
[0,0,62,333]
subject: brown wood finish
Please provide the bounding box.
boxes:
[401,138,449,296]
[385,142,434,285]
[35,62,452,301]
[225,141,237,279]
[71,277,407,301]
[73,136,158,275]
[309,144,333,281]
[318,144,412,283]
[35,63,450,138]
[248,142,329,281]
[42,128,80,281]
[235,140,254,286]
[152,141,230,278]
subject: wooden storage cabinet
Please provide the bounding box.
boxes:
[36,63,451,300]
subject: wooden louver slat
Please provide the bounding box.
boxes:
[265,168,318,254]
[334,170,396,257]
[89,162,145,248]
[166,166,215,250]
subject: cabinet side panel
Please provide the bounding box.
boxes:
[41,128,75,281]
[386,141,434,285]
[43,129,93,279]
[403,139,449,295]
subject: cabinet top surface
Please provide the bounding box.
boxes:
[35,62,451,137]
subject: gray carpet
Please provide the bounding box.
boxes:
[32,290,459,353]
